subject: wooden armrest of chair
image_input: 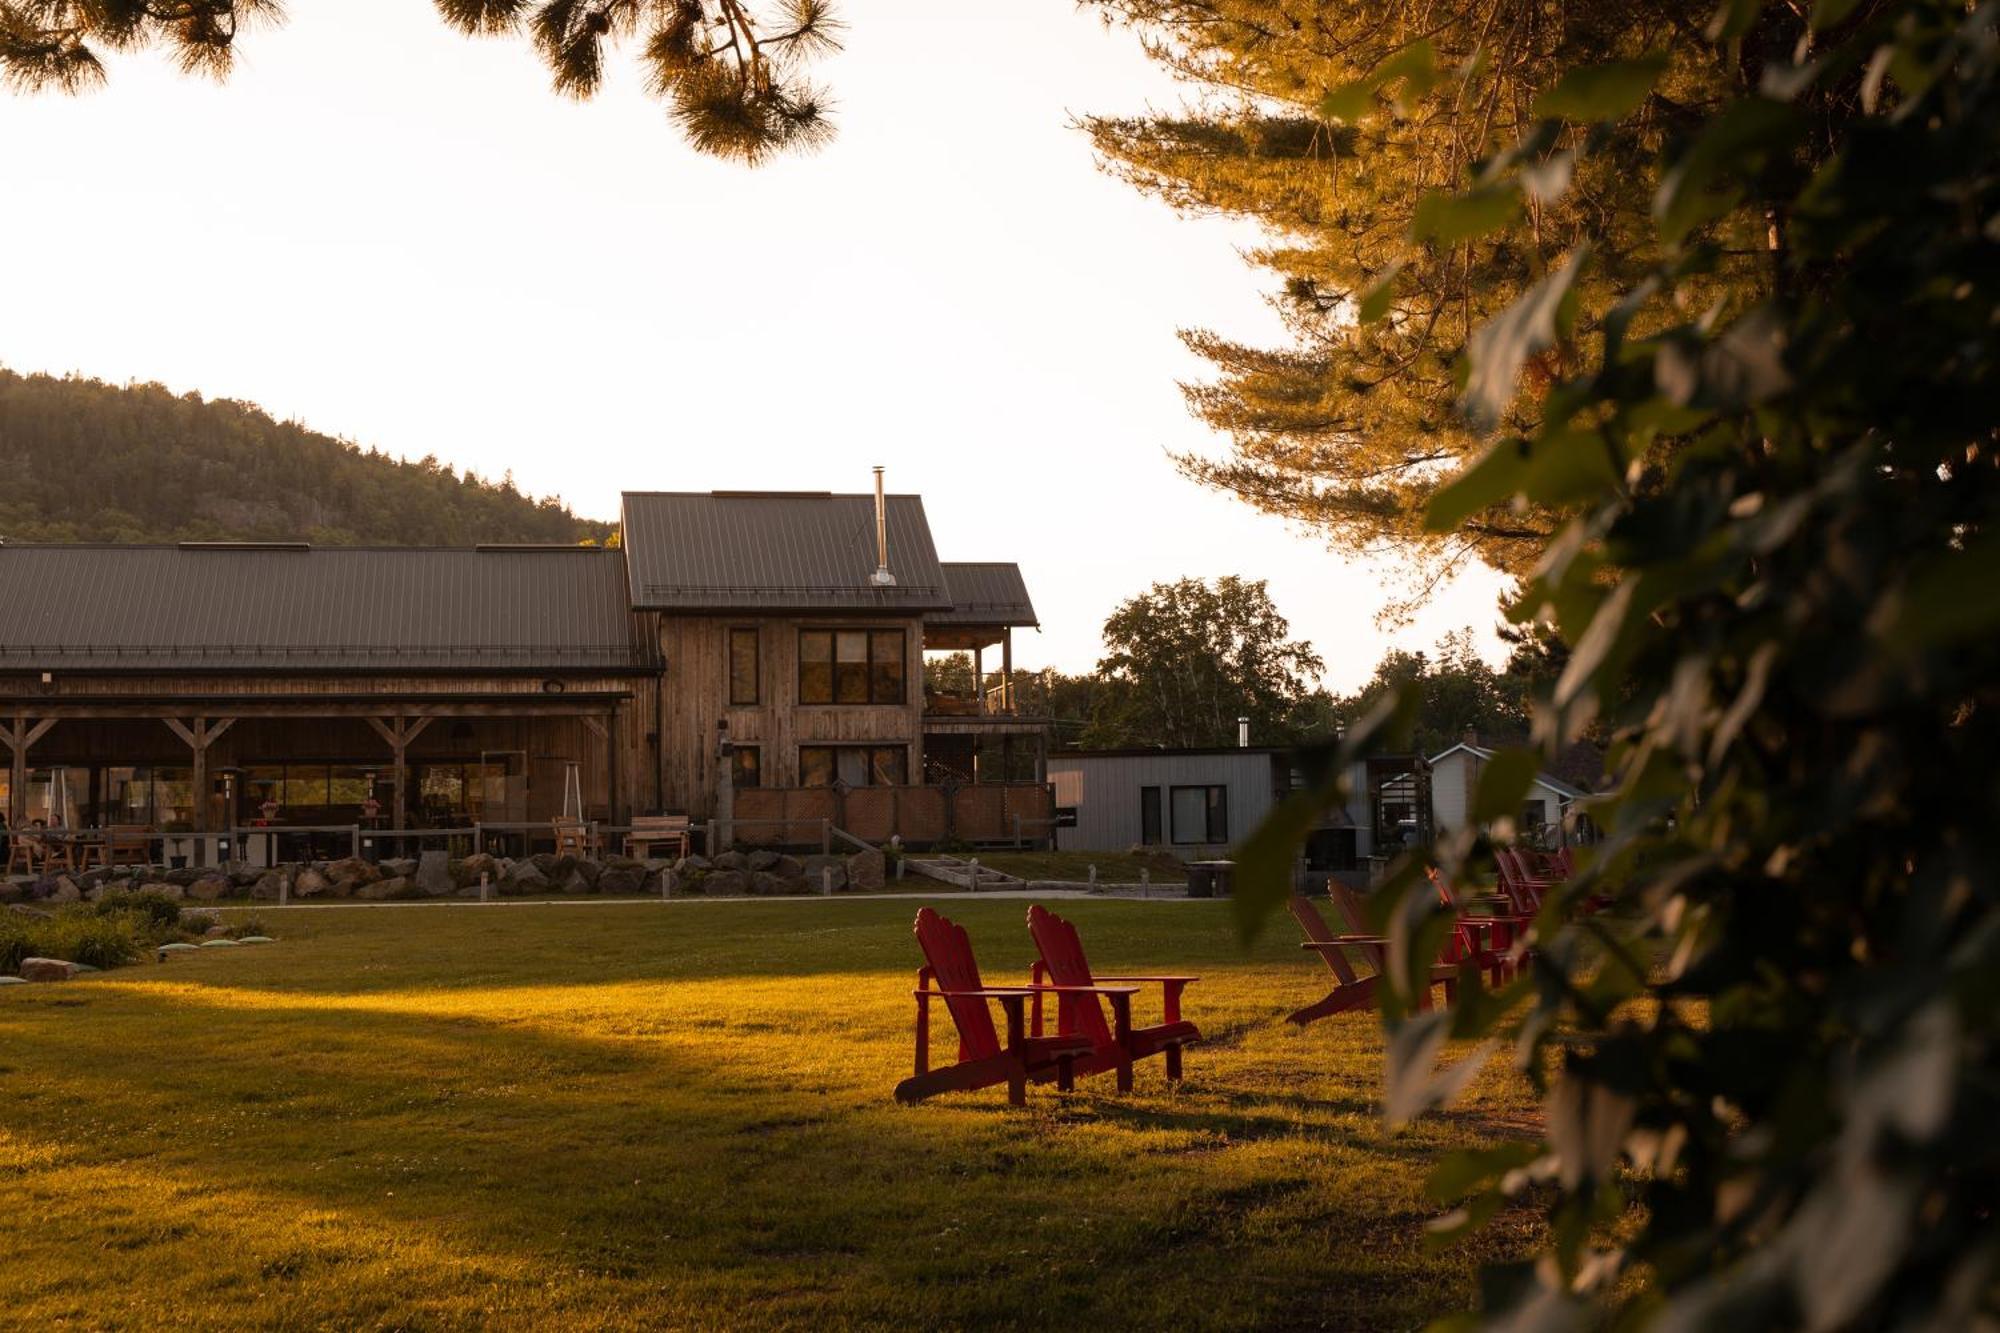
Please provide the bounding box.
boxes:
[1091,975,1201,984]
[1300,936,1390,948]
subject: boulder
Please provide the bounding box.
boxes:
[165,868,202,887]
[138,880,184,901]
[324,857,381,890]
[847,848,887,892]
[747,849,779,873]
[500,859,549,894]
[19,957,79,982]
[801,855,848,894]
[714,850,749,873]
[416,850,454,896]
[49,876,81,904]
[772,853,805,879]
[357,876,409,900]
[292,867,332,898]
[0,879,25,905]
[676,853,713,874]
[749,871,800,896]
[455,852,501,888]
[645,868,681,898]
[569,858,602,890]
[382,857,419,878]
[249,872,288,901]
[204,924,232,938]
[558,870,594,894]
[704,869,750,896]
[189,875,231,901]
[229,869,263,889]
[597,862,645,896]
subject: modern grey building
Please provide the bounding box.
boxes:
[1047,747,1373,868]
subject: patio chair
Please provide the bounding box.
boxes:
[626,814,691,861]
[552,817,598,858]
[1285,887,1463,1027]
[893,907,1101,1107]
[1026,904,1200,1090]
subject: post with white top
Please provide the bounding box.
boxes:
[968,857,980,891]
[479,871,490,903]
[1140,868,1150,899]
[822,867,834,896]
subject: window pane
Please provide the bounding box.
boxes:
[836,748,870,787]
[1170,787,1209,844]
[871,631,904,703]
[153,768,193,826]
[836,631,868,663]
[103,767,146,825]
[1140,787,1162,845]
[733,746,762,790]
[835,632,869,704]
[729,628,759,705]
[1206,786,1228,844]
[242,766,285,823]
[799,632,833,704]
[870,747,907,785]
[799,748,834,787]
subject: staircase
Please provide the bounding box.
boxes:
[903,855,1025,892]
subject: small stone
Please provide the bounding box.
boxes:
[198,938,242,948]
[237,935,274,944]
[0,975,27,985]
[19,957,79,982]
[157,942,200,957]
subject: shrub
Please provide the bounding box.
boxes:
[93,888,185,932]
[0,907,142,973]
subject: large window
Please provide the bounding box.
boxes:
[799,745,908,788]
[1139,786,1163,846]
[1170,785,1228,845]
[729,628,759,705]
[798,629,905,705]
[732,745,762,790]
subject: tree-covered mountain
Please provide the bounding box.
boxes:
[0,369,614,546]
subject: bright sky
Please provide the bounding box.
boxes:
[0,0,1509,693]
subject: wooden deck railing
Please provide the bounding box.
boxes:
[731,782,1053,849]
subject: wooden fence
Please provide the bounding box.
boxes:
[732,782,1053,849]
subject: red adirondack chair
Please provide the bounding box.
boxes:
[1285,888,1463,1026]
[893,908,1098,1107]
[1427,867,1530,985]
[1493,847,1552,915]
[1024,904,1201,1091]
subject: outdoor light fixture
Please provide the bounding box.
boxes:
[542,679,566,694]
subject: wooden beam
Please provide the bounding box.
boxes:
[202,716,237,746]
[579,715,609,742]
[21,718,56,750]
[364,716,402,749]
[162,717,199,749]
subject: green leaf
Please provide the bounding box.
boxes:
[1319,79,1376,125]
[1357,261,1405,324]
[1519,427,1623,507]
[1707,0,1764,40]
[1460,248,1590,427]
[1230,783,1336,943]
[1427,1141,1544,1202]
[1531,54,1668,123]
[1472,747,1543,823]
[1424,439,1530,532]
[1377,39,1440,114]
[1655,99,1804,245]
[1810,0,1864,28]
[1411,183,1522,244]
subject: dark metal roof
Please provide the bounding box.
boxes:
[620,491,951,613]
[929,562,1038,627]
[0,545,653,672]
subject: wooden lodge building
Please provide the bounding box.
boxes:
[0,485,1049,862]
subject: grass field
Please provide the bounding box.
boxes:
[0,896,1542,1330]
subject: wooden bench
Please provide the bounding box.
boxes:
[104,825,154,868]
[625,814,691,860]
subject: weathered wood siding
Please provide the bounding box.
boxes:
[653,614,926,817]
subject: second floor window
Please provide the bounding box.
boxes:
[798,629,905,705]
[729,628,759,705]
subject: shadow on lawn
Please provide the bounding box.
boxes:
[0,977,1482,1330]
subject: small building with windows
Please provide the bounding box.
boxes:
[1047,747,1373,868]
[1428,740,1586,840]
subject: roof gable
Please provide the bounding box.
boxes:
[929,562,1038,627]
[620,491,950,614]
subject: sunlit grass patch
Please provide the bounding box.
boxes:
[0,898,1540,1329]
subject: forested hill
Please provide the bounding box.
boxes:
[0,369,615,546]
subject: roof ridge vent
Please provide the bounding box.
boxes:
[177,541,311,552]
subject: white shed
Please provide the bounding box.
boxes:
[1428,741,1587,840]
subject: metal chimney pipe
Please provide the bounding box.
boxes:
[870,466,897,587]
[1238,716,1251,748]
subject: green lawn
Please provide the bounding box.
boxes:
[0,897,1540,1330]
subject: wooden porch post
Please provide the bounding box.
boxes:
[580,713,614,824]
[367,716,433,833]
[973,644,984,717]
[1001,629,1013,714]
[2,716,56,828]
[163,717,236,866]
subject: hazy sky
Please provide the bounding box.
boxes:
[0,0,1509,692]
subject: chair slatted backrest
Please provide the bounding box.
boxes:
[913,908,1002,1061]
[1326,882,1399,975]
[1288,894,1363,985]
[1025,905,1116,1049]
